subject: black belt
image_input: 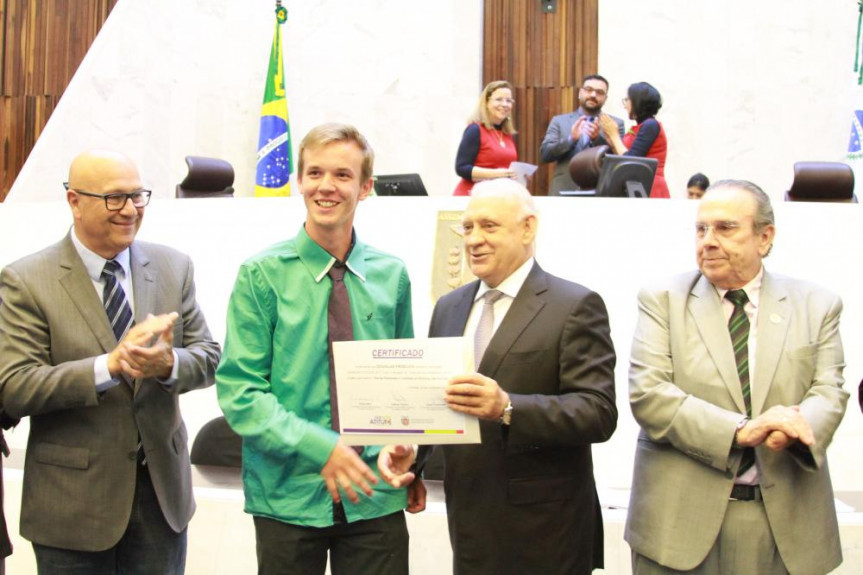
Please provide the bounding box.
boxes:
[730,484,762,501]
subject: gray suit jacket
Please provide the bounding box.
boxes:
[627,270,847,573]
[540,109,624,196]
[428,262,617,575]
[0,233,220,551]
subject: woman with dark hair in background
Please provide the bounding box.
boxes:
[687,172,710,199]
[600,81,669,198]
[453,80,518,196]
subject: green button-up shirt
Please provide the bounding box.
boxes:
[216,226,414,527]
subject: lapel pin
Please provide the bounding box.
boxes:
[366,312,374,321]
[770,313,782,324]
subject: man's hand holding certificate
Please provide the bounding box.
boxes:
[332,338,481,445]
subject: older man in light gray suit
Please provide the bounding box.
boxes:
[0,150,220,574]
[539,74,624,195]
[627,180,848,574]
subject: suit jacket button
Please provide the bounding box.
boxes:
[128,451,137,460]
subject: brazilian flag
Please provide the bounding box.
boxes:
[255,5,292,196]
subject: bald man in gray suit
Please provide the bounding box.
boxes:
[0,150,220,574]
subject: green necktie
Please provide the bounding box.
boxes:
[726,289,754,474]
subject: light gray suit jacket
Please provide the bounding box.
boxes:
[627,270,848,574]
[540,109,624,196]
[0,233,220,551]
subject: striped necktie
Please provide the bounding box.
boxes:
[725,289,751,416]
[102,260,144,464]
[726,289,755,474]
[102,260,134,342]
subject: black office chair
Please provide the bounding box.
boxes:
[190,416,242,468]
[176,156,235,198]
[373,173,428,196]
[784,162,857,203]
[560,145,610,197]
[568,145,609,190]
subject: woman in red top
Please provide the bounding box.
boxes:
[453,80,519,196]
[600,82,669,198]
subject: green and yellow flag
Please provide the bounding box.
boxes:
[255,3,292,196]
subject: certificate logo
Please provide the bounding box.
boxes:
[401,416,410,426]
[369,415,392,426]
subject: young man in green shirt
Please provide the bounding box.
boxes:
[217,123,415,574]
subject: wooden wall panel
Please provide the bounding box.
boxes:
[483,0,598,195]
[0,0,117,201]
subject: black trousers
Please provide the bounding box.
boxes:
[254,510,408,575]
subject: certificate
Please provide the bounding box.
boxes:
[509,161,538,187]
[332,337,480,445]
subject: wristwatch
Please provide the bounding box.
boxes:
[499,401,513,426]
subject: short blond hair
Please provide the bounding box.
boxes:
[298,123,375,182]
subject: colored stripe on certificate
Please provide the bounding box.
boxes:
[343,429,465,434]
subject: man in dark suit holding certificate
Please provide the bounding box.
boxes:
[379,178,617,575]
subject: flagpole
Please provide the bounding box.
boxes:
[254,0,293,196]
[855,1,863,84]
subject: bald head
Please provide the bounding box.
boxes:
[66,150,145,259]
[67,150,141,193]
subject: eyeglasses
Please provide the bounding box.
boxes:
[64,182,152,211]
[695,221,741,238]
[491,97,515,105]
[581,87,607,96]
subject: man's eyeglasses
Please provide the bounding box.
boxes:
[581,87,607,97]
[695,221,741,238]
[64,183,152,211]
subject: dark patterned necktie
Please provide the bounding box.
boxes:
[474,290,503,370]
[327,263,354,432]
[102,260,134,342]
[102,260,144,464]
[726,289,754,474]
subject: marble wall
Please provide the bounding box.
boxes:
[6,0,858,201]
[598,0,857,199]
[7,0,483,200]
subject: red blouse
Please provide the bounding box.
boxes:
[453,123,518,196]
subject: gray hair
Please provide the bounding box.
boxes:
[706,179,774,230]
[471,179,537,220]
